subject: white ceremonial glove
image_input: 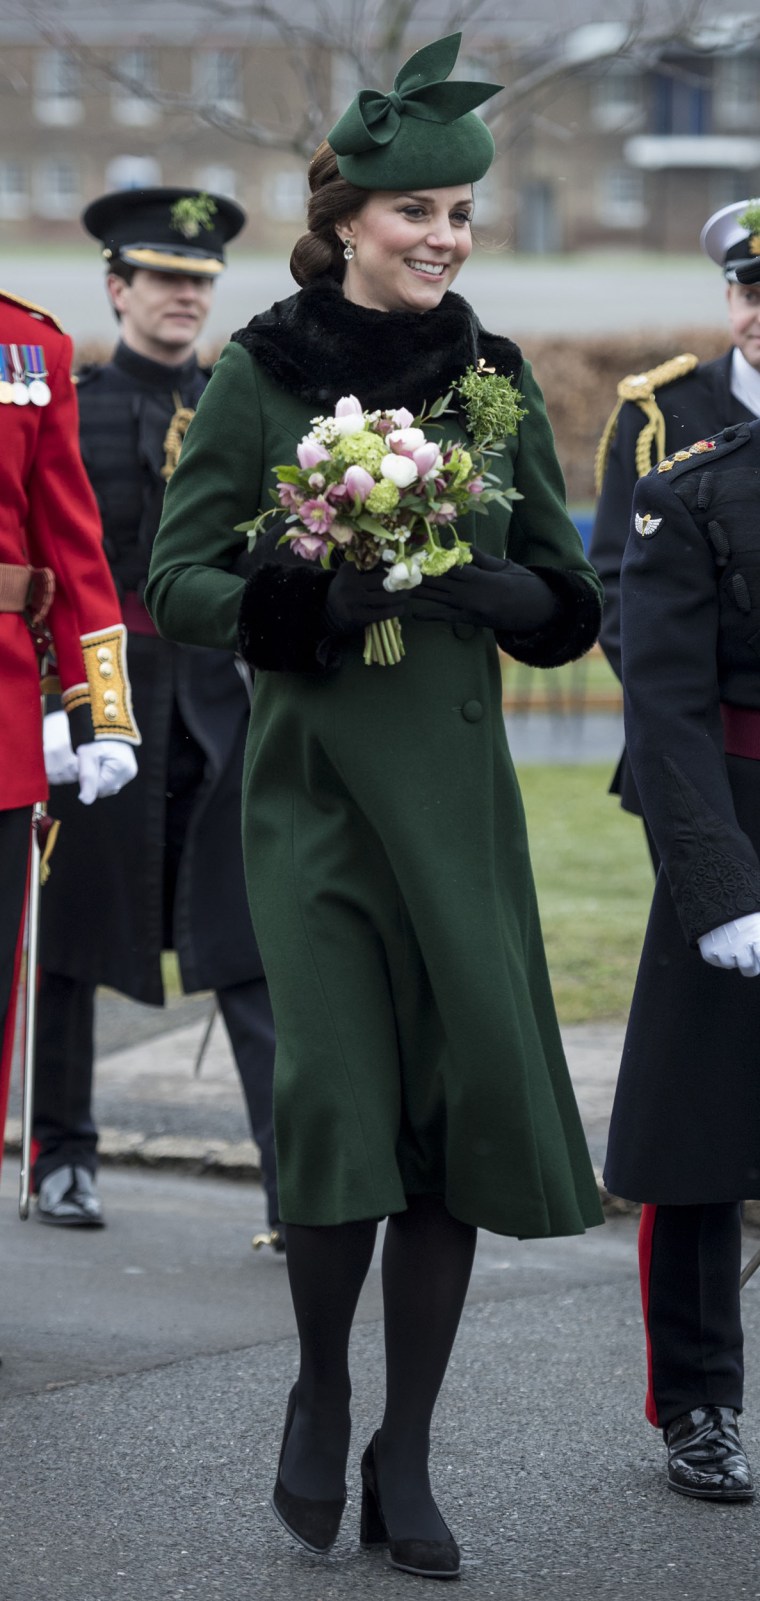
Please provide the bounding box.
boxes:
[77,740,138,805]
[43,710,79,785]
[698,912,760,978]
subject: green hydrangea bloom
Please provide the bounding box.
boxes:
[446,448,473,488]
[366,480,400,514]
[333,433,387,472]
[422,546,462,576]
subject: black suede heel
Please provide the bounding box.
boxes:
[271,1386,347,1554]
[359,1434,461,1579]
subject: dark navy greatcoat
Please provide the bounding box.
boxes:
[39,341,263,1005]
[590,350,754,814]
[605,421,760,1203]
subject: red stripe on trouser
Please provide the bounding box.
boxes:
[638,1203,659,1427]
[0,843,32,1178]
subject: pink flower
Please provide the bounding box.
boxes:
[390,407,415,429]
[412,442,441,478]
[335,394,363,417]
[470,477,485,496]
[292,533,329,560]
[297,436,330,469]
[326,482,351,505]
[431,501,457,525]
[344,465,375,502]
[308,472,326,490]
[388,426,426,456]
[300,497,336,534]
[277,482,302,511]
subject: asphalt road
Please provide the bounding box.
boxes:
[2,1164,760,1601]
[0,250,727,345]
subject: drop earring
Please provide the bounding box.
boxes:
[343,238,355,261]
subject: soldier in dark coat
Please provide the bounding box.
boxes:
[34,189,280,1243]
[605,413,760,1503]
[590,199,760,828]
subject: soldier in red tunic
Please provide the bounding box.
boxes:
[0,287,139,1200]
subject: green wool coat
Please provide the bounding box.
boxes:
[146,318,603,1238]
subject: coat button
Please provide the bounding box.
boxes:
[461,699,483,723]
[453,622,475,640]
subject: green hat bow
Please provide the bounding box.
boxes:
[327,33,501,190]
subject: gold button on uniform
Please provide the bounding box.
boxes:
[104,704,119,719]
[99,662,114,677]
[96,646,112,662]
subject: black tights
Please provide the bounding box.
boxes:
[282,1196,477,1539]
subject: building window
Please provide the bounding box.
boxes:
[591,66,643,131]
[33,158,82,220]
[0,161,29,220]
[193,50,242,112]
[265,169,307,221]
[652,71,711,136]
[714,55,760,132]
[112,50,159,127]
[194,165,238,200]
[34,49,83,126]
[105,155,162,192]
[597,166,647,229]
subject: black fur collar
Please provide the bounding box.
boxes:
[231,277,522,416]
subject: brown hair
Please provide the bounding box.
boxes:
[289,141,371,287]
[105,257,137,321]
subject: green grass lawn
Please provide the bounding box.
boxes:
[502,647,622,712]
[517,764,653,1023]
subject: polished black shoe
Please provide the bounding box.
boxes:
[665,1407,755,1501]
[37,1165,105,1227]
[360,1434,460,1579]
[271,1386,346,1553]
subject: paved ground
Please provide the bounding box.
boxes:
[2,1163,760,1601]
[0,249,727,345]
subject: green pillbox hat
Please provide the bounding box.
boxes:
[327,33,501,190]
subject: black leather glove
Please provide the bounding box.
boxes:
[411,547,557,633]
[324,560,408,637]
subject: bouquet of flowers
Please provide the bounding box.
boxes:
[237,385,520,666]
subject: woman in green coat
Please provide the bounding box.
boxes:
[147,34,603,1581]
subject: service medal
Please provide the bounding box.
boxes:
[27,378,51,406]
[11,380,30,406]
[0,380,14,404]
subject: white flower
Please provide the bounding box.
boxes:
[333,412,367,438]
[380,453,418,489]
[383,557,424,592]
[388,427,426,454]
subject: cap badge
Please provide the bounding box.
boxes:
[635,512,662,538]
[170,193,218,240]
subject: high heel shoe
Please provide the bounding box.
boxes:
[360,1433,461,1580]
[271,1386,347,1554]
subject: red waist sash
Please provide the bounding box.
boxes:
[721,702,760,760]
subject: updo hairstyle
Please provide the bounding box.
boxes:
[289,141,371,287]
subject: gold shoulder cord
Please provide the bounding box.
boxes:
[594,353,699,493]
[162,392,196,481]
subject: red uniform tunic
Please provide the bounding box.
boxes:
[0,287,138,1161]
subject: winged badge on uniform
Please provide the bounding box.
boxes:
[635,512,662,538]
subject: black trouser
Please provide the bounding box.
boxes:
[639,1201,744,1429]
[0,806,33,1139]
[32,970,280,1224]
[0,806,32,1036]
